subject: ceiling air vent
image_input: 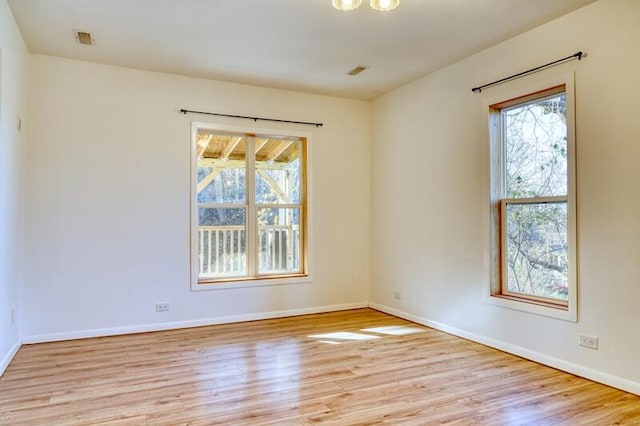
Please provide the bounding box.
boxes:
[74,30,95,46]
[347,65,369,76]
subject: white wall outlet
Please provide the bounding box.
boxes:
[579,334,598,350]
[393,290,402,300]
[156,302,170,312]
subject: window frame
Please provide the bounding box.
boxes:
[485,74,577,321]
[190,122,313,291]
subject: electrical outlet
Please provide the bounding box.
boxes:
[156,303,170,312]
[579,334,598,350]
[393,291,402,300]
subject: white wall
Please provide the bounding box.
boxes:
[370,0,640,392]
[0,0,27,374]
[23,55,370,339]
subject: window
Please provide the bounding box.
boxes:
[487,77,577,320]
[191,125,308,287]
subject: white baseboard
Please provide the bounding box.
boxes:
[0,338,22,377]
[369,302,640,396]
[21,302,369,344]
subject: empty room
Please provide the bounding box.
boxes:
[1,0,640,423]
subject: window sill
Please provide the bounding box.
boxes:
[191,274,312,291]
[486,294,577,322]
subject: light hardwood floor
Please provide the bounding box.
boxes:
[1,309,639,425]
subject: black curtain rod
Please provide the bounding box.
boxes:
[471,51,584,93]
[180,109,323,128]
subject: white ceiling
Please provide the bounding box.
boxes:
[8,0,596,100]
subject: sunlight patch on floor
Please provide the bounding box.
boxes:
[309,325,426,344]
[308,332,381,342]
[361,325,426,336]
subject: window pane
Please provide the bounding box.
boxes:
[505,202,568,301]
[198,207,246,278]
[255,138,301,204]
[504,93,567,198]
[197,132,246,204]
[258,208,301,274]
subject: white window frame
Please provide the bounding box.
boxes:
[190,122,313,291]
[484,74,577,321]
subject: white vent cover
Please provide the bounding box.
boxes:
[74,30,94,45]
[347,65,369,76]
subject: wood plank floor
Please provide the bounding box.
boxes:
[1,309,639,425]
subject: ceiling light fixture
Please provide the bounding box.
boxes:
[332,0,363,11]
[369,0,400,11]
[332,0,399,12]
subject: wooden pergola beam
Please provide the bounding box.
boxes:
[197,134,213,159]
[196,169,222,194]
[255,138,269,155]
[198,159,291,171]
[257,170,287,202]
[220,136,243,161]
[268,141,293,162]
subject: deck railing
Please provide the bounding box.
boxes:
[198,225,300,276]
